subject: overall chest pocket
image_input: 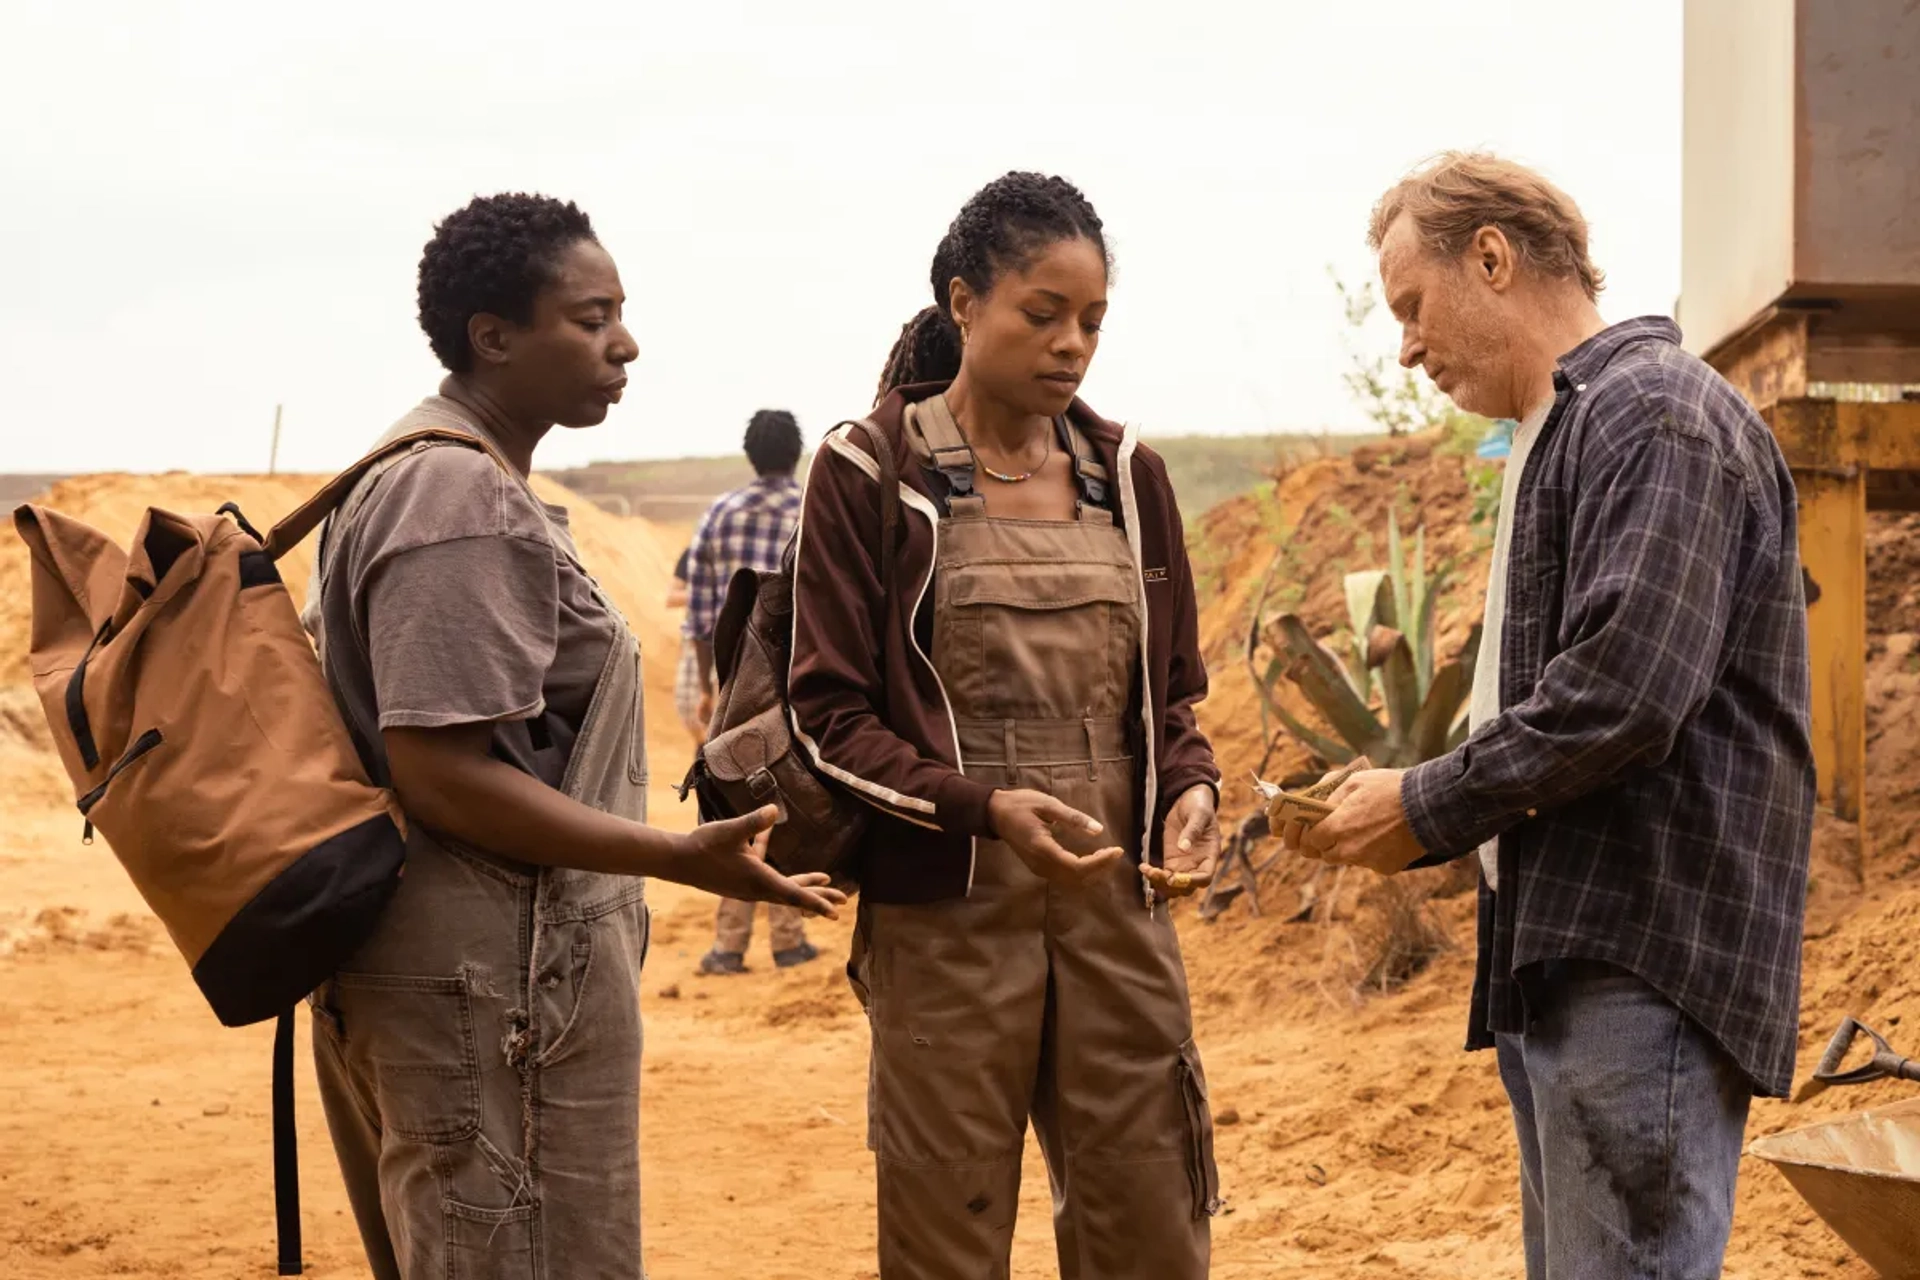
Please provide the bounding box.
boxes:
[936,560,1138,719]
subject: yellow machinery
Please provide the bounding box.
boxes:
[1681,0,1920,844]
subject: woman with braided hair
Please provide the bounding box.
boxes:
[792,172,1223,1277]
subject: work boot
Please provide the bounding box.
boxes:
[772,941,819,969]
[699,949,747,976]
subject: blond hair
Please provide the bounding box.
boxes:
[1368,152,1605,300]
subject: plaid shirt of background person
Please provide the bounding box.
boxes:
[683,475,804,644]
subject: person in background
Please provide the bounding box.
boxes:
[1289,152,1814,1278]
[304,193,843,1280]
[668,547,692,610]
[790,172,1223,1279]
[668,547,706,747]
[687,409,816,975]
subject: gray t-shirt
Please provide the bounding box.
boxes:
[313,401,618,792]
[1469,397,1554,890]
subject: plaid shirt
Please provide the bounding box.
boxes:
[1402,317,1814,1097]
[683,475,802,642]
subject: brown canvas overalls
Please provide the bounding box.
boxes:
[851,398,1219,1279]
[308,448,652,1280]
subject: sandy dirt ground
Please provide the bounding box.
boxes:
[4,470,1915,1278]
[8,780,1909,1280]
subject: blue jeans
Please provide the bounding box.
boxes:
[1496,962,1752,1280]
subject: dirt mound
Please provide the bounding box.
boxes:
[0,473,323,687]
[0,907,161,959]
[0,469,697,787]
[1867,512,1920,641]
[0,684,73,810]
[0,682,52,754]
[1859,513,1920,878]
[1191,430,1489,803]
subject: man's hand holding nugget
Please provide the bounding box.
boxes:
[1281,762,1428,877]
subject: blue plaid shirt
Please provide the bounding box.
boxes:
[1403,317,1814,1097]
[683,475,803,642]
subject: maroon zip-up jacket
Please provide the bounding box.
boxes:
[787,383,1220,905]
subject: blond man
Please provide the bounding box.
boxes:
[1292,153,1814,1278]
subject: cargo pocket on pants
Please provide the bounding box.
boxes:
[327,974,481,1144]
[1177,1038,1222,1218]
[446,1197,536,1280]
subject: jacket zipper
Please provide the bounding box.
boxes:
[77,728,166,841]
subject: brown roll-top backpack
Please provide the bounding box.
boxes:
[12,427,500,1276]
[678,418,897,886]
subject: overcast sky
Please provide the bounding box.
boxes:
[1,0,1682,475]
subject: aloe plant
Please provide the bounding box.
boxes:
[1249,510,1480,769]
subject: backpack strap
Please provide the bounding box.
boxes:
[272,1009,302,1276]
[260,427,510,561]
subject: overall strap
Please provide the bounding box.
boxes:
[1055,419,1115,524]
[913,396,1115,522]
[909,399,985,519]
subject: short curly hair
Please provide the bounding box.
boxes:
[744,409,803,476]
[417,193,599,372]
[931,171,1110,315]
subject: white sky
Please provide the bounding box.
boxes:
[0,0,1682,475]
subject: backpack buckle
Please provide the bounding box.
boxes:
[746,768,788,823]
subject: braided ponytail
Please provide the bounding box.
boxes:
[873,305,963,404]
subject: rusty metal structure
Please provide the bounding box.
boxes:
[1680,0,1920,845]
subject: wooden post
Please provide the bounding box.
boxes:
[1770,399,1871,829]
[268,404,283,476]
[1796,468,1868,824]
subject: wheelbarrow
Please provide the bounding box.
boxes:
[1749,1018,1920,1278]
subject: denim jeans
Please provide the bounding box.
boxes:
[1496,961,1752,1280]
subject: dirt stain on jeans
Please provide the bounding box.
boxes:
[1567,1090,1667,1249]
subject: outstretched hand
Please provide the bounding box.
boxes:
[669,805,848,917]
[1143,785,1219,898]
[988,789,1126,886]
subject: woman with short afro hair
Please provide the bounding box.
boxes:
[304,192,843,1279]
